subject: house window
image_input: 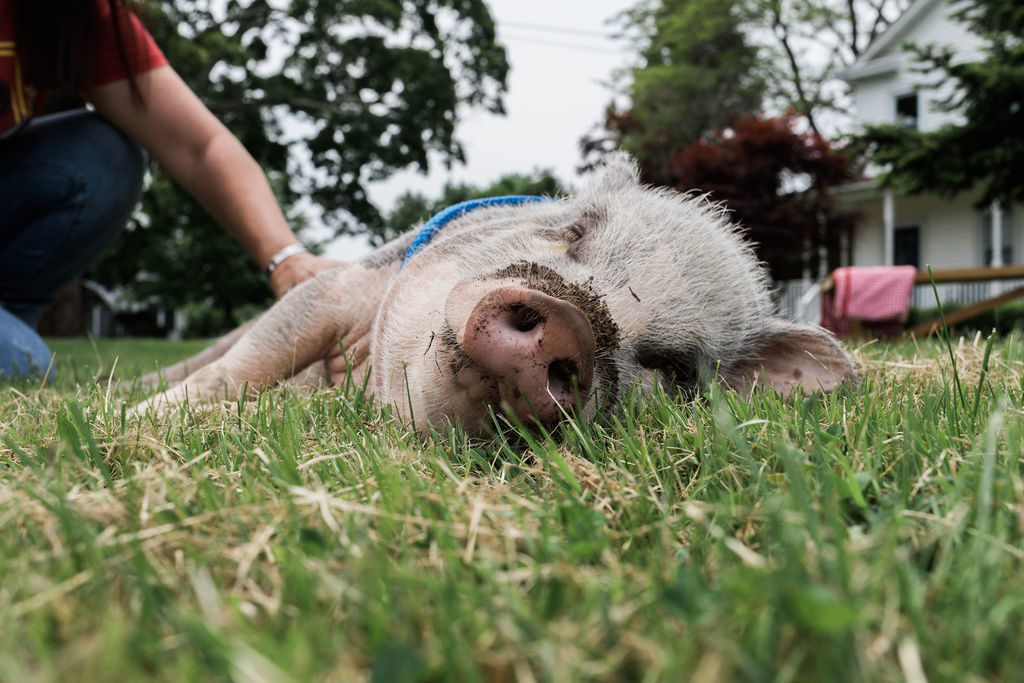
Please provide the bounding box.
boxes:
[981,206,1015,265]
[895,93,919,129]
[893,225,920,268]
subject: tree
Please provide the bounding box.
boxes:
[575,0,900,282]
[382,168,566,243]
[579,0,764,185]
[667,114,857,280]
[92,0,508,324]
[581,0,911,177]
[853,0,1024,206]
[744,0,910,135]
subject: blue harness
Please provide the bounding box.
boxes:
[400,195,553,268]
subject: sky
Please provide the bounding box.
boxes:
[323,0,637,261]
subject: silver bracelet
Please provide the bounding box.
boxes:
[264,243,309,277]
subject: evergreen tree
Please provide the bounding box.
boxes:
[854,0,1024,206]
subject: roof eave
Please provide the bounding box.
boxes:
[847,0,939,71]
[838,54,901,82]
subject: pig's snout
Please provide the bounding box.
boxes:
[461,287,595,425]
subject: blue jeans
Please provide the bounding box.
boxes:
[0,109,145,378]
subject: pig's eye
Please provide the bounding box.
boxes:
[637,347,698,387]
[565,223,586,259]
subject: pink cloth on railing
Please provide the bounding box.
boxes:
[821,266,918,338]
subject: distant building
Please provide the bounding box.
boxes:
[837,0,1016,274]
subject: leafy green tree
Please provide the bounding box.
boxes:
[580,0,764,184]
[573,0,899,285]
[93,0,508,323]
[582,0,910,178]
[381,168,565,243]
[853,0,1024,206]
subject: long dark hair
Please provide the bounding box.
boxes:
[12,0,144,96]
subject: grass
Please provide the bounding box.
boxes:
[2,333,1024,681]
[43,337,211,385]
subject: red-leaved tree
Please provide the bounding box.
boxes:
[667,114,857,281]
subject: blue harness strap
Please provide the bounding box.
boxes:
[400,195,553,268]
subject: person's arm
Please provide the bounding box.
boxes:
[85,64,340,297]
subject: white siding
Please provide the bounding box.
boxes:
[851,201,886,266]
[847,0,985,133]
[848,194,1023,268]
[837,0,1010,275]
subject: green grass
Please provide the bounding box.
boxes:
[2,334,1024,681]
[43,337,211,386]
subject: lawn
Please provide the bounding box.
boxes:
[1,333,1022,681]
[43,337,212,386]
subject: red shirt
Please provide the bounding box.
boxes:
[0,0,167,137]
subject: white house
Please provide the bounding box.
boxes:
[837,0,1018,278]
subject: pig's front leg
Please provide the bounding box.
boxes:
[134,264,388,414]
[135,318,258,389]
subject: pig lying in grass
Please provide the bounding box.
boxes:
[136,155,854,433]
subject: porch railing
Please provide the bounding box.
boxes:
[776,276,1024,323]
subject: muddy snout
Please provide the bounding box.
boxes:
[461,287,595,425]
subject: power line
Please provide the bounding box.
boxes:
[501,20,617,41]
[500,32,621,55]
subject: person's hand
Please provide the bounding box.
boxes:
[268,251,343,298]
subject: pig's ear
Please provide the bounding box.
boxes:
[719,319,856,397]
[586,152,641,194]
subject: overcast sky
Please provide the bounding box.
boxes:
[324,0,636,261]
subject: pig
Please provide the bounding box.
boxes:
[136,155,854,433]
